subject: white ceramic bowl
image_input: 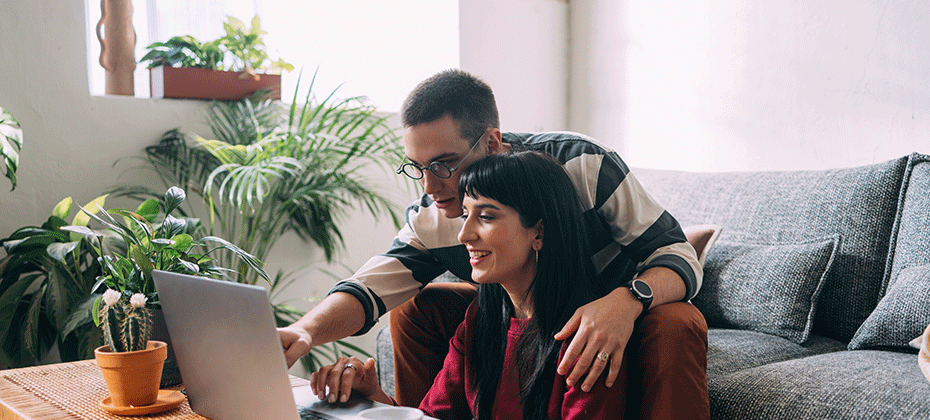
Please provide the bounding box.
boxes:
[357,406,424,420]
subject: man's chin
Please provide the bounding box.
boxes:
[438,205,464,219]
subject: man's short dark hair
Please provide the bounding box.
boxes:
[401,69,500,143]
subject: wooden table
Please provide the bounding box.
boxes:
[0,360,312,420]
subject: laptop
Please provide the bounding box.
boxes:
[153,270,380,420]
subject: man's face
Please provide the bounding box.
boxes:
[402,115,487,218]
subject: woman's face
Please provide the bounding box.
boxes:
[457,193,540,293]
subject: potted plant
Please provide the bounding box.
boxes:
[65,186,268,386]
[1,106,22,191]
[92,289,170,410]
[141,16,293,101]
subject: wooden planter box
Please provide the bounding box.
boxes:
[150,66,281,101]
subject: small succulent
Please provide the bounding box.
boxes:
[98,289,151,353]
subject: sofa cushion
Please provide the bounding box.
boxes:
[635,156,909,342]
[694,236,839,343]
[376,324,395,398]
[707,329,846,378]
[848,264,930,351]
[683,224,722,267]
[709,350,930,420]
[885,154,930,292]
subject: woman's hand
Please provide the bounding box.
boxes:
[310,356,393,405]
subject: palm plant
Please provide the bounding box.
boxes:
[1,106,23,191]
[109,72,405,370]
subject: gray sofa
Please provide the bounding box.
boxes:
[377,153,930,419]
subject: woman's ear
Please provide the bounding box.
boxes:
[533,220,544,251]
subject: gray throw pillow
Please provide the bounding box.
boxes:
[694,236,840,343]
[848,265,930,351]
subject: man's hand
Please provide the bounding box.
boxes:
[553,287,641,392]
[278,325,313,368]
[277,292,368,369]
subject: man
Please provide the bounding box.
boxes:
[279,69,709,419]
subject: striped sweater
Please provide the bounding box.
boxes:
[330,131,702,335]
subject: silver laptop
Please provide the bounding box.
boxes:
[153,270,380,420]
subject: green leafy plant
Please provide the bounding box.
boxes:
[139,35,224,70]
[140,16,293,75]
[0,185,272,366]
[70,186,269,315]
[109,73,405,370]
[0,196,108,367]
[1,106,23,191]
[219,16,293,75]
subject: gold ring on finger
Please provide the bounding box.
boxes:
[596,351,610,362]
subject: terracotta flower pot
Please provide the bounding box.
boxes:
[95,341,168,407]
[150,66,282,101]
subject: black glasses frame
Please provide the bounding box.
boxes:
[395,133,484,180]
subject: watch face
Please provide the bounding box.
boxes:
[632,280,653,299]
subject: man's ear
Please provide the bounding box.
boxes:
[485,128,505,154]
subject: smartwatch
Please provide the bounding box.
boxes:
[627,279,654,316]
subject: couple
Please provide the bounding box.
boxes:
[314,150,629,418]
[279,69,710,419]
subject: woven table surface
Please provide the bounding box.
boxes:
[0,360,201,419]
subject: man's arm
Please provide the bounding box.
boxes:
[279,292,365,368]
[552,143,701,391]
[278,199,455,368]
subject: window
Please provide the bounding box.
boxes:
[85,0,459,111]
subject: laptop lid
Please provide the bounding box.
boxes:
[153,270,303,420]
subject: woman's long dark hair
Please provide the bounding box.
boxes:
[459,151,607,420]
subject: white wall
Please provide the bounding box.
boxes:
[460,0,569,133]
[570,0,930,171]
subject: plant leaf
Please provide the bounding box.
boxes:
[59,225,101,238]
[135,199,161,222]
[164,186,186,215]
[52,197,73,219]
[72,195,108,227]
[47,241,79,261]
[21,289,44,362]
[201,236,268,281]
[0,273,41,350]
[169,233,193,253]
[130,245,155,281]
[0,107,23,191]
[61,295,99,338]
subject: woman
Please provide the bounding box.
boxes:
[310,151,626,419]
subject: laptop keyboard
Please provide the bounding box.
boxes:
[298,406,339,420]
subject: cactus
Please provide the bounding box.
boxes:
[121,305,150,352]
[97,289,151,353]
[101,303,127,353]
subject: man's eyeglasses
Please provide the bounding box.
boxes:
[395,133,484,180]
